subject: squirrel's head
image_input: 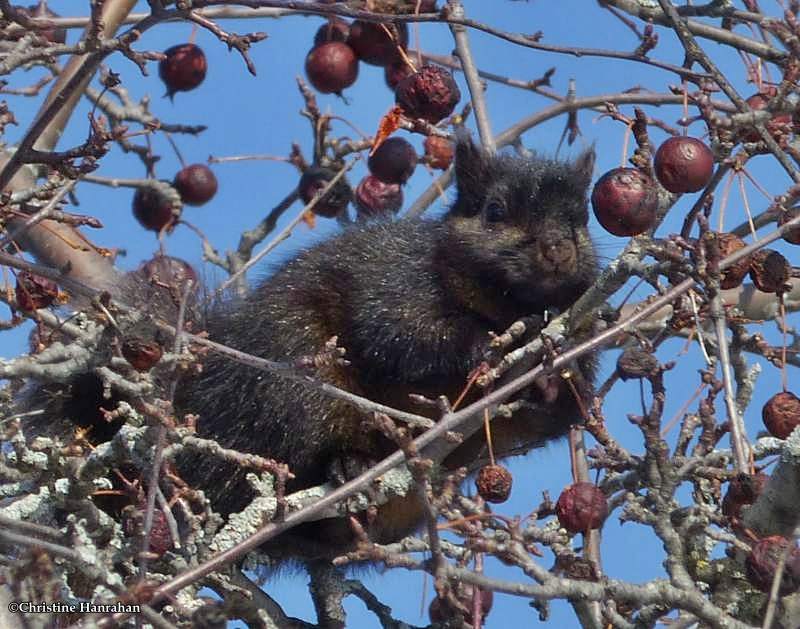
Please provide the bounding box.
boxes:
[444,135,597,313]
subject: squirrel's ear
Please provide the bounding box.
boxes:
[453,130,489,212]
[574,145,596,190]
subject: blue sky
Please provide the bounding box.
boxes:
[3,1,797,626]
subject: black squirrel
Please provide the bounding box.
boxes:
[16,134,597,559]
[176,135,599,555]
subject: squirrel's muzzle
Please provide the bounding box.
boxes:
[538,235,578,273]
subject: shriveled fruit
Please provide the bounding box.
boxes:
[653,136,714,193]
[15,272,58,312]
[368,137,417,184]
[174,164,217,206]
[122,500,173,557]
[556,482,608,534]
[779,207,800,245]
[384,60,414,91]
[722,472,769,519]
[741,89,793,143]
[616,347,659,380]
[429,584,493,625]
[746,536,800,595]
[305,41,359,94]
[762,391,800,439]
[138,255,198,294]
[701,231,750,290]
[159,43,207,98]
[591,168,658,237]
[313,17,350,46]
[355,175,403,219]
[122,336,163,372]
[749,248,791,293]
[423,135,454,170]
[475,464,513,503]
[395,65,461,124]
[347,20,408,66]
[132,186,179,232]
[298,166,353,218]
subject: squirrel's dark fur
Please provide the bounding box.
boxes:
[17,136,597,559]
[177,136,598,555]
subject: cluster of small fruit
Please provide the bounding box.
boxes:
[304,4,436,95]
[591,135,715,238]
[722,464,800,597]
[16,255,196,375]
[721,469,800,596]
[591,87,796,239]
[130,43,218,232]
[616,340,800,595]
[475,464,608,533]
[297,131,454,221]
[427,468,606,623]
[300,7,461,221]
[590,120,800,597]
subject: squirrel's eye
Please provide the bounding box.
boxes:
[484,201,507,223]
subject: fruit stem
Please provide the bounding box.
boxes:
[164,131,187,168]
[483,409,495,467]
[780,297,788,392]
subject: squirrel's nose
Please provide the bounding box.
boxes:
[540,238,577,268]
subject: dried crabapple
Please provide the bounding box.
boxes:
[313,17,350,46]
[424,135,454,170]
[298,166,353,218]
[347,20,408,66]
[122,500,173,557]
[741,89,793,143]
[616,347,660,380]
[159,43,207,98]
[429,584,493,625]
[138,255,198,294]
[368,136,418,184]
[15,272,59,312]
[384,60,414,91]
[305,41,359,95]
[132,186,179,232]
[556,482,608,534]
[762,391,800,439]
[591,168,658,237]
[355,175,403,219]
[174,164,218,206]
[653,136,714,194]
[475,464,513,503]
[749,248,791,294]
[745,536,800,595]
[722,472,769,519]
[700,231,751,290]
[395,65,461,124]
